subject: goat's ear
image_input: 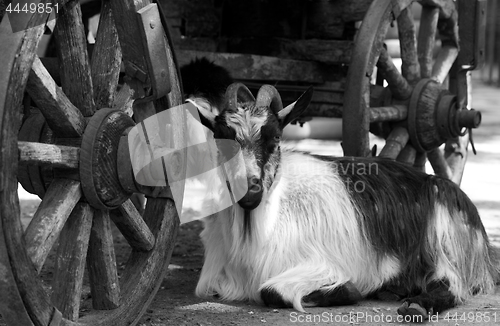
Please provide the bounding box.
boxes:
[278,87,313,127]
[186,98,216,131]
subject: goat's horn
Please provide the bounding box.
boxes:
[255,85,283,114]
[225,83,255,111]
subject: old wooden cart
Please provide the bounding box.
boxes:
[0,0,486,325]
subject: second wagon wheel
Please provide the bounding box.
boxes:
[0,0,185,325]
[343,0,483,184]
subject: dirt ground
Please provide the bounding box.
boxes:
[136,221,500,326]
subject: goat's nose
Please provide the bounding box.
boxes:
[248,177,262,194]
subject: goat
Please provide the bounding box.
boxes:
[190,83,500,320]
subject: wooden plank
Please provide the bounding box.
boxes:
[91,0,122,109]
[24,179,82,272]
[176,50,327,83]
[52,202,93,321]
[113,199,155,251]
[18,141,79,169]
[110,0,150,86]
[158,2,185,109]
[339,0,376,21]
[277,39,353,64]
[56,0,95,116]
[87,209,120,310]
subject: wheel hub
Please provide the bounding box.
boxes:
[80,108,135,209]
[407,78,481,152]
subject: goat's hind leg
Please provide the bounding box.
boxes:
[397,280,456,321]
[261,281,361,309]
[303,281,362,307]
[259,263,362,312]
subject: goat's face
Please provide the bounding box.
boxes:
[194,84,313,210]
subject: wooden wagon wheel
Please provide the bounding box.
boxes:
[0,1,184,325]
[343,0,482,184]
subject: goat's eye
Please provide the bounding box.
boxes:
[274,136,281,142]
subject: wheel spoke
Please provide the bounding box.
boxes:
[24,179,82,272]
[431,45,459,84]
[369,105,408,122]
[417,6,439,78]
[121,198,179,292]
[396,143,417,165]
[112,199,155,251]
[91,0,122,108]
[113,83,134,116]
[376,48,413,99]
[25,56,86,137]
[414,151,427,172]
[444,134,469,185]
[52,202,93,321]
[18,141,79,168]
[87,209,120,310]
[378,127,409,159]
[56,0,95,116]
[427,147,452,179]
[397,6,420,83]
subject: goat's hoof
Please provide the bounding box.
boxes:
[397,301,429,320]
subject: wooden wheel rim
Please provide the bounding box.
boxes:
[0,1,183,325]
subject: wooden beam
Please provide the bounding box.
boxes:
[277,39,353,64]
[176,50,327,83]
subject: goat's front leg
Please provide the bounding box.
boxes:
[196,216,250,301]
[196,218,228,299]
[258,264,361,312]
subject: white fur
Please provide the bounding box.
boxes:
[196,151,402,311]
[426,203,496,301]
